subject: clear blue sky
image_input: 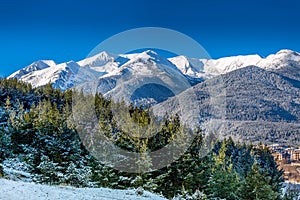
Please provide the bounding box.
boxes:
[0,0,300,76]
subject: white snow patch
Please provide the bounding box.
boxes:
[2,158,33,182]
[0,178,166,200]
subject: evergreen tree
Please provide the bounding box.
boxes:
[239,163,278,200]
[205,140,240,200]
[35,155,63,184]
[253,144,284,197]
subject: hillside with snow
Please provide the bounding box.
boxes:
[0,179,166,200]
[0,70,298,199]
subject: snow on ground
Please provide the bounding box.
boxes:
[0,179,166,200]
[283,182,300,192]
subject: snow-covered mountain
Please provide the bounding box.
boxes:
[9,49,300,92]
[8,60,56,79]
[77,50,191,105]
[169,49,300,79]
[7,49,300,144]
[77,51,130,75]
[11,61,103,90]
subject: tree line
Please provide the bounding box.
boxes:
[0,78,295,199]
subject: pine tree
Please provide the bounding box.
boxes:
[205,164,240,200]
[205,140,240,200]
[239,163,278,200]
[36,155,63,184]
[63,162,92,187]
[254,144,284,194]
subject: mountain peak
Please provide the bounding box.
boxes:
[134,50,175,67]
[77,51,116,67]
[39,60,56,67]
[138,50,160,59]
[96,51,114,59]
[168,55,191,73]
[144,49,159,55]
[8,60,56,79]
[275,49,299,56]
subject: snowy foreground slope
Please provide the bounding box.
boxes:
[0,178,166,200]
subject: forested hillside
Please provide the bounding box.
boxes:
[0,78,292,199]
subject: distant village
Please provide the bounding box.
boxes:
[269,144,300,183]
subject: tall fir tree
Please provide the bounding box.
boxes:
[239,163,278,200]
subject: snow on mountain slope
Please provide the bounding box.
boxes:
[168,56,206,78]
[168,49,300,79]
[257,49,300,70]
[17,61,101,90]
[8,60,56,79]
[9,51,133,90]
[105,51,186,103]
[0,179,166,200]
[202,54,262,74]
[9,49,300,93]
[111,50,180,76]
[78,50,191,105]
[169,54,262,78]
[77,51,130,75]
[78,51,116,67]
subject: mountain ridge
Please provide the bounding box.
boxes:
[9,49,300,91]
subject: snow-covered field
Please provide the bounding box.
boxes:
[0,178,166,200]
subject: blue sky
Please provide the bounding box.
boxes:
[0,0,300,76]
